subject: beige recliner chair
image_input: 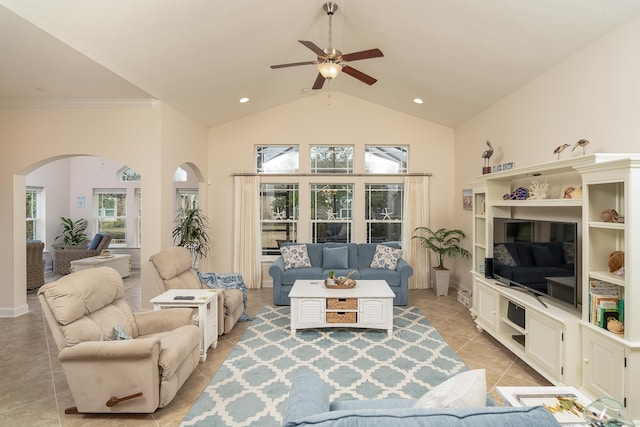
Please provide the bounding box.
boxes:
[38,267,200,413]
[149,247,244,334]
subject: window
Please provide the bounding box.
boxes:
[135,189,142,246]
[310,146,354,174]
[365,184,404,243]
[95,191,127,246]
[257,146,299,173]
[365,146,408,173]
[26,187,43,241]
[177,188,199,210]
[119,167,141,182]
[260,184,299,255]
[311,184,353,243]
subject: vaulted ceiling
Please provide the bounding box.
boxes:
[2,1,640,128]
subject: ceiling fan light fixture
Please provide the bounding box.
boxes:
[317,61,342,79]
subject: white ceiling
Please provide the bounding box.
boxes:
[2,1,640,128]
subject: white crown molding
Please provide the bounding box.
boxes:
[0,98,159,109]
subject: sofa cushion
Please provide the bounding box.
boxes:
[370,244,402,270]
[282,244,312,270]
[531,245,556,267]
[283,372,331,424]
[281,268,325,285]
[413,369,486,409]
[323,246,349,269]
[359,268,400,287]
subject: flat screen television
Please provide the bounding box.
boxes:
[492,217,579,308]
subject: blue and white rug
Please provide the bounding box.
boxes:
[182,306,466,426]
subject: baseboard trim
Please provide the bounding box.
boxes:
[0,304,29,318]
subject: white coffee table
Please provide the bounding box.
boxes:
[150,289,218,362]
[69,254,131,278]
[498,386,592,426]
[288,279,395,336]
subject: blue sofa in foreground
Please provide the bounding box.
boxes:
[269,242,414,306]
[283,372,560,427]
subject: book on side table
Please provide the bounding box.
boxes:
[498,386,592,426]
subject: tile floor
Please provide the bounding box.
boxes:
[0,271,549,426]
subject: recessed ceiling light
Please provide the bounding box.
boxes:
[239,97,250,104]
[413,98,424,104]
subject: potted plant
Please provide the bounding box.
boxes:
[172,207,210,268]
[412,227,471,296]
[54,217,88,248]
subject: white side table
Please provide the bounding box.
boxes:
[70,254,131,278]
[150,289,218,362]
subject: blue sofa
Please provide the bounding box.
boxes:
[269,242,413,306]
[283,372,560,427]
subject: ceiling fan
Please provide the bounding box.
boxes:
[270,2,383,90]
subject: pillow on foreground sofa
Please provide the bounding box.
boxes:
[283,371,560,427]
[269,242,414,306]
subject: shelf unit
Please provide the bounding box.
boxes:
[576,158,640,414]
[470,154,640,418]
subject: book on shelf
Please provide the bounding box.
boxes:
[588,280,623,326]
[599,308,620,328]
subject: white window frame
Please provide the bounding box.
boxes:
[94,189,127,247]
[260,183,299,255]
[26,186,44,241]
[365,146,408,174]
[365,184,404,243]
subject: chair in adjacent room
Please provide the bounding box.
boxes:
[38,267,200,413]
[26,240,45,289]
[149,246,246,335]
[53,233,112,275]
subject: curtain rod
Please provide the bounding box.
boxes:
[231,172,432,177]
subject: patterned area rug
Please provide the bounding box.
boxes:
[182,305,466,426]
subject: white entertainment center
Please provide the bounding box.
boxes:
[470,154,640,418]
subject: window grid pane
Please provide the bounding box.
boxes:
[365,146,408,173]
[97,192,127,245]
[310,146,354,174]
[365,184,404,243]
[260,184,299,255]
[311,184,353,243]
[26,188,39,241]
[257,146,299,173]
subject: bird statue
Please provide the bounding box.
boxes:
[572,139,590,155]
[553,143,570,160]
[481,140,494,167]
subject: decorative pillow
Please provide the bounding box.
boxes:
[563,242,575,264]
[87,233,104,250]
[412,369,486,409]
[494,244,517,266]
[323,246,348,269]
[370,245,402,270]
[281,244,312,270]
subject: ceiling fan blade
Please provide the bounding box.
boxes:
[342,66,377,85]
[341,48,384,62]
[270,61,316,69]
[298,40,327,58]
[312,73,326,90]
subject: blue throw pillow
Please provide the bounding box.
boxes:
[323,246,348,269]
[87,233,104,250]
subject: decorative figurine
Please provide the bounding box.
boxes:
[528,179,549,200]
[553,143,570,159]
[572,139,590,155]
[481,140,494,174]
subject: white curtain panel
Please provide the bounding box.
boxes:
[404,176,430,289]
[233,175,262,289]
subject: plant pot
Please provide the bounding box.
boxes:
[433,268,450,296]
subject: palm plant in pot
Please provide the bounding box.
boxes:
[412,227,471,296]
[54,217,88,248]
[172,208,210,268]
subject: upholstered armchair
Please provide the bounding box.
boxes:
[38,267,200,413]
[149,247,245,335]
[26,240,45,289]
[53,233,112,275]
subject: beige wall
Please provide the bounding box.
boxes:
[0,101,207,315]
[208,92,456,287]
[453,15,640,292]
